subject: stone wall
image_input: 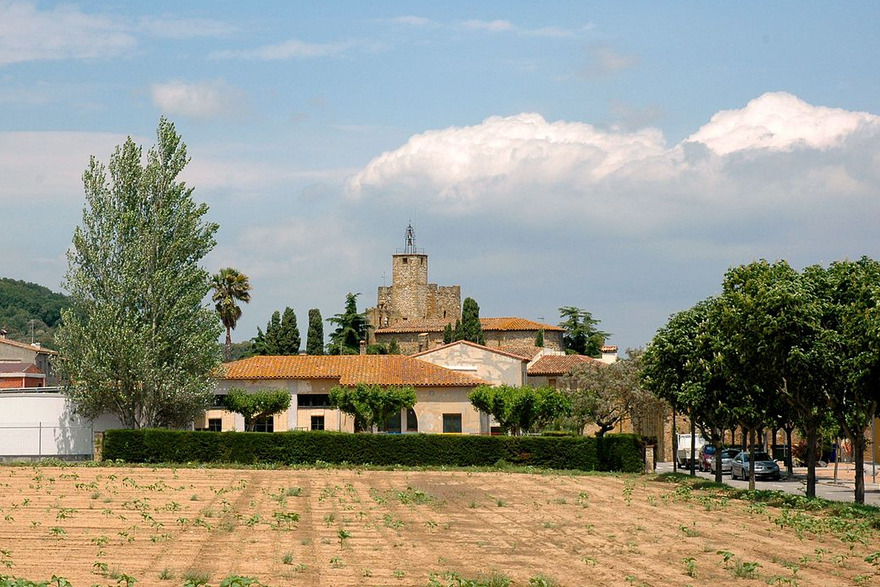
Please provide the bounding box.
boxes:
[484,329,564,352]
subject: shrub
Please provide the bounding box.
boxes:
[103,429,644,472]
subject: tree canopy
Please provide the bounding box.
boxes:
[252,307,300,356]
[468,384,570,435]
[223,387,291,432]
[558,306,609,357]
[0,277,69,350]
[55,118,221,429]
[327,293,370,355]
[329,383,417,432]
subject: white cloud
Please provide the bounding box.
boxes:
[150,79,249,120]
[347,94,880,238]
[389,16,431,26]
[0,1,135,65]
[210,39,355,60]
[686,91,880,156]
[138,16,235,39]
[462,19,515,32]
[580,46,639,77]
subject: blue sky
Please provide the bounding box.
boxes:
[3,1,880,352]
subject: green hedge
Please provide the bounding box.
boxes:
[102,429,644,472]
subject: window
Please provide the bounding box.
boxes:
[254,416,274,433]
[442,413,462,434]
[382,411,402,433]
[311,415,325,431]
[207,418,222,432]
[298,394,331,408]
[211,394,226,409]
[406,408,418,432]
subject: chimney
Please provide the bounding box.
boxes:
[359,340,366,355]
[417,333,428,352]
[600,345,619,364]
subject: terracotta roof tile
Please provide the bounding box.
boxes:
[0,338,57,355]
[221,354,487,387]
[479,317,564,332]
[0,362,44,375]
[528,354,601,376]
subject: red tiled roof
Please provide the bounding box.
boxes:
[0,338,57,355]
[528,354,601,376]
[480,317,564,332]
[374,316,563,335]
[0,362,44,375]
[412,340,530,362]
[221,354,487,387]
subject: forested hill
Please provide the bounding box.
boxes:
[0,278,69,350]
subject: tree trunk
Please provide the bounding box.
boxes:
[805,427,817,499]
[784,426,794,477]
[854,429,866,505]
[672,408,677,472]
[689,418,696,477]
[225,326,232,362]
[748,428,756,491]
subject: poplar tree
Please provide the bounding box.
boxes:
[55,118,221,429]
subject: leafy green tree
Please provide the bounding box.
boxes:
[329,383,417,432]
[460,297,485,345]
[388,339,401,354]
[558,306,609,357]
[306,308,324,355]
[721,260,832,495]
[535,328,544,348]
[563,349,647,437]
[468,385,570,435]
[327,293,369,355]
[278,307,301,355]
[223,388,291,432]
[823,257,880,504]
[211,268,251,361]
[55,118,221,429]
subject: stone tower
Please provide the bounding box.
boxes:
[369,224,461,329]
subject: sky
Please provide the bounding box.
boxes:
[2,1,880,352]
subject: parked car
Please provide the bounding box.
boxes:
[710,448,741,475]
[730,450,781,480]
[698,444,716,472]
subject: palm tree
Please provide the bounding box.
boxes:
[211,268,252,361]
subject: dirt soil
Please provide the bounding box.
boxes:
[0,465,879,586]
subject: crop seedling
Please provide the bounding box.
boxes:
[529,575,561,587]
[731,560,761,579]
[337,528,351,545]
[159,568,173,580]
[682,557,697,578]
[330,557,344,568]
[281,552,293,565]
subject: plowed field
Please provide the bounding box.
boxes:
[0,465,878,586]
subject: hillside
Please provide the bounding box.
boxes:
[0,277,69,350]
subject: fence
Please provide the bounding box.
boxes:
[0,423,94,460]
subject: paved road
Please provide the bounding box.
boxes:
[655,461,880,506]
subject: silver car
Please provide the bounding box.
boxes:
[730,450,781,480]
[710,448,740,475]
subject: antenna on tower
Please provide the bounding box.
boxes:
[404,222,416,254]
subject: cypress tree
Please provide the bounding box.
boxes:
[278,307,300,355]
[443,322,453,344]
[535,328,544,347]
[461,297,485,345]
[306,308,324,355]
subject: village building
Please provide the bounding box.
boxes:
[206,354,489,434]
[0,332,58,386]
[367,225,564,356]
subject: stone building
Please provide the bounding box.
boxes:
[366,224,460,330]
